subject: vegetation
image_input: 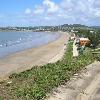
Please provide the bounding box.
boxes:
[91,48,100,61]
[0,41,94,100]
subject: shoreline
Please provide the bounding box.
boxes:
[0,30,58,33]
[0,32,69,81]
[0,31,60,59]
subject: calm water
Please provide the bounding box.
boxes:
[0,31,60,58]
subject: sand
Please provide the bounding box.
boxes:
[0,32,69,81]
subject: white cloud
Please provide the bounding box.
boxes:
[21,0,100,26]
[93,0,100,8]
[95,11,100,17]
[3,0,100,26]
[60,0,74,10]
[57,13,70,19]
[77,0,88,12]
[44,16,51,20]
[33,6,44,14]
[43,0,59,13]
[25,8,32,14]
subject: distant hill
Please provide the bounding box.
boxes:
[61,24,88,27]
[91,26,100,29]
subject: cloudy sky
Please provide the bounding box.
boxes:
[0,0,100,26]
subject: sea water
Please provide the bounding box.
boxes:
[0,31,60,58]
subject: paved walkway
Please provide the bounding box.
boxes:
[73,39,79,57]
[91,83,100,100]
[76,63,100,100]
[46,61,100,100]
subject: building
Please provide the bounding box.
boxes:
[79,38,90,46]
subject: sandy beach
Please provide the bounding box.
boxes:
[0,32,69,81]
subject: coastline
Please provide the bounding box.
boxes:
[0,31,60,58]
[0,32,69,81]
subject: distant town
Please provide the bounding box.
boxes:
[0,24,98,32]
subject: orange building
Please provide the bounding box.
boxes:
[79,38,90,46]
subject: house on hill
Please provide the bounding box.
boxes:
[79,38,90,46]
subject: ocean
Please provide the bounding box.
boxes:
[0,31,60,58]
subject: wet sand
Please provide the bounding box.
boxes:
[0,32,69,81]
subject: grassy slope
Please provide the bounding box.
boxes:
[0,42,94,100]
[92,48,100,61]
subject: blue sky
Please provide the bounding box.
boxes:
[0,0,100,26]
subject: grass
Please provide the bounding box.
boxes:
[0,42,94,100]
[92,48,100,61]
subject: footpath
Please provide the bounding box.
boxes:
[46,61,100,100]
[73,39,79,57]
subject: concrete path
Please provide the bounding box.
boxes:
[77,72,100,100]
[73,39,78,57]
[46,61,100,100]
[91,83,100,100]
